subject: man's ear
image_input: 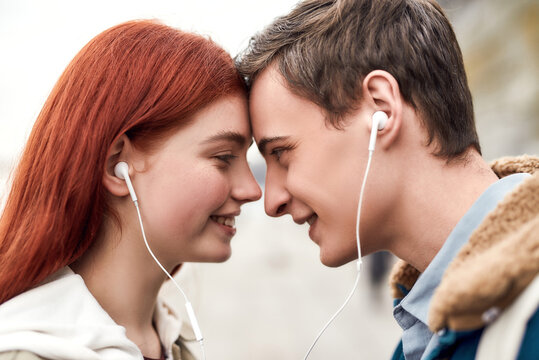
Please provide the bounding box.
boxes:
[103,134,132,198]
[362,70,403,150]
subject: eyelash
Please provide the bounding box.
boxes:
[215,154,238,165]
[270,145,295,161]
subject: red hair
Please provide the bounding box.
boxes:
[0,20,245,303]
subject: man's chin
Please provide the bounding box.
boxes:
[319,248,357,268]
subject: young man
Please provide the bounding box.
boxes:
[236,0,538,359]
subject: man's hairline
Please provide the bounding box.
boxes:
[247,64,456,163]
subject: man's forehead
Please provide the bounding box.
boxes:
[248,65,325,151]
[248,69,290,140]
[250,70,285,107]
[251,120,290,146]
[252,64,286,92]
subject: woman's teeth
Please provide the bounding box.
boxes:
[211,216,235,227]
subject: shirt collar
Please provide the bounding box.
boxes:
[398,173,531,325]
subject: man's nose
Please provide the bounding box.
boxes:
[264,167,290,217]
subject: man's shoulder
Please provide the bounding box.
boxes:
[428,166,538,333]
[414,304,539,360]
[474,275,539,360]
[517,306,539,359]
[389,155,539,305]
[388,155,539,360]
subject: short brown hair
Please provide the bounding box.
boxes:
[236,0,481,158]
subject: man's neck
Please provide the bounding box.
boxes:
[388,151,499,272]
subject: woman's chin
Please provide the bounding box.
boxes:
[210,249,232,263]
[195,245,232,263]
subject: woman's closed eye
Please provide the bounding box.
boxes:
[215,153,238,165]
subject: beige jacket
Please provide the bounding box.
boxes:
[0,346,194,360]
[0,347,194,360]
[389,155,539,332]
[0,267,197,360]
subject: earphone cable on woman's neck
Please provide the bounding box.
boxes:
[133,201,206,360]
[114,161,207,360]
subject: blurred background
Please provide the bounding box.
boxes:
[0,0,537,359]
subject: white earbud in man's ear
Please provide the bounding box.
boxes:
[368,111,388,152]
[114,161,138,203]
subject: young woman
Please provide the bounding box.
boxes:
[0,20,261,360]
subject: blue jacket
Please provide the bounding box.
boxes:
[390,298,539,360]
[389,156,539,360]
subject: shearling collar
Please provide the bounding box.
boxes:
[389,155,539,332]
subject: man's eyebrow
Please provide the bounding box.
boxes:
[258,136,289,155]
[202,131,247,147]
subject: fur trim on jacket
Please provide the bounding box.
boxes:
[389,155,539,332]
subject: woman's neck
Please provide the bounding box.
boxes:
[71,215,167,358]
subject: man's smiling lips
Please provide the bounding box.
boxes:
[293,213,319,242]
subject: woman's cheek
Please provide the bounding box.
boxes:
[152,168,229,231]
[195,167,231,203]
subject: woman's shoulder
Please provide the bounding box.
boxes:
[0,351,46,360]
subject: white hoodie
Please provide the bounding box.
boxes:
[0,267,191,360]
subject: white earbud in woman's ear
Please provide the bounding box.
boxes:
[114,161,138,203]
[369,111,388,152]
[114,161,129,179]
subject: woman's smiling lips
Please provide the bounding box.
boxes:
[210,214,238,236]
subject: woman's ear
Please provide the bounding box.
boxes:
[362,70,403,150]
[103,134,132,198]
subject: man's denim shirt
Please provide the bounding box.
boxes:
[392,173,531,360]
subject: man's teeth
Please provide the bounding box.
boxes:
[307,214,317,225]
[212,216,235,227]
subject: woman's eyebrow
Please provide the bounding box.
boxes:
[202,131,247,147]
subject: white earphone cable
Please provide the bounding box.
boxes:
[303,150,374,360]
[303,270,361,359]
[135,202,188,299]
[134,201,207,360]
[355,150,374,262]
